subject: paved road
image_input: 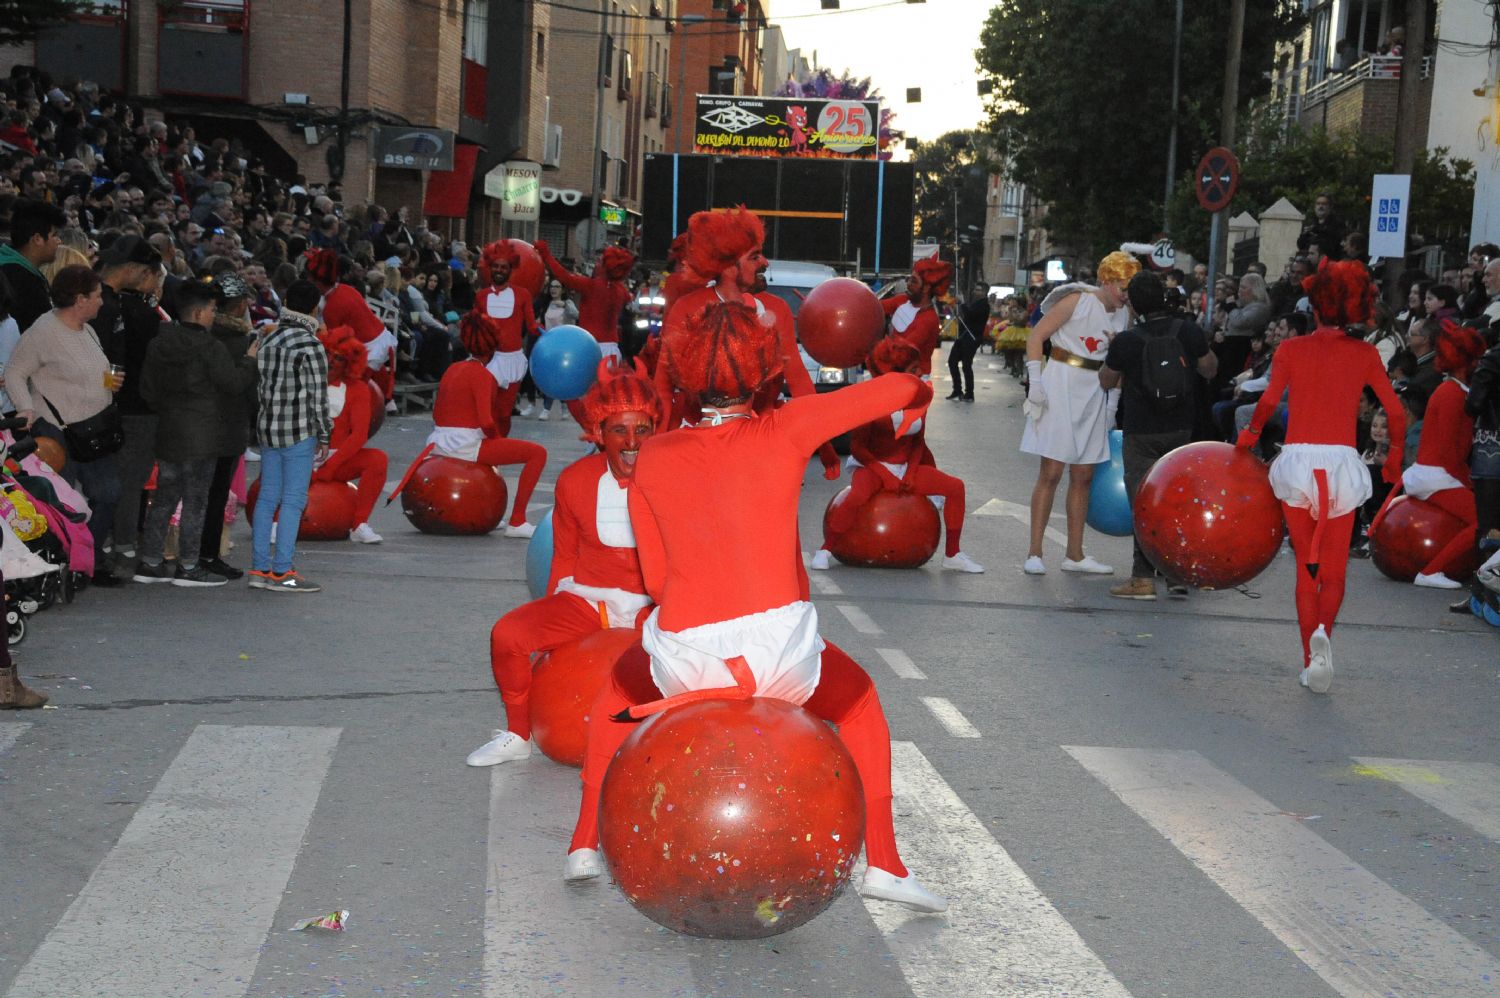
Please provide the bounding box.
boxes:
[2,348,1497,997]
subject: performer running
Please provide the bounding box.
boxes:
[305,250,399,407]
[534,240,634,362]
[1237,259,1405,693]
[811,337,982,572]
[473,241,539,438]
[466,359,660,766]
[564,297,948,914]
[389,308,547,538]
[314,325,388,544]
[1020,251,1140,575]
[881,259,952,379]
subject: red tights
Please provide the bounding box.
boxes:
[313,449,387,524]
[824,465,965,557]
[370,363,395,402]
[567,641,908,877]
[1422,487,1478,577]
[488,593,602,740]
[476,437,547,527]
[495,382,521,437]
[1282,505,1356,667]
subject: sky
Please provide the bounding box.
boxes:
[769,0,996,148]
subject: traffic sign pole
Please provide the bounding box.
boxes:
[1204,211,1222,327]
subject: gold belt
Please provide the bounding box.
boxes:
[1049,346,1103,371]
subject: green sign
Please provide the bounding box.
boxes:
[600,206,626,226]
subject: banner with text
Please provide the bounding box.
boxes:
[692,96,881,159]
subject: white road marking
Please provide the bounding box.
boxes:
[1066,746,1500,998]
[974,498,1070,548]
[800,550,844,594]
[1353,757,1500,841]
[0,722,30,755]
[864,741,1132,997]
[874,647,927,680]
[835,603,883,635]
[920,697,981,738]
[8,725,341,998]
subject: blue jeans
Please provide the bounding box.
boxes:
[252,436,317,574]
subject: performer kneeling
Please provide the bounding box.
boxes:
[563,297,948,913]
[467,360,659,766]
[315,325,389,544]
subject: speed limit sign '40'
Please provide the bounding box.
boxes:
[1195,147,1240,212]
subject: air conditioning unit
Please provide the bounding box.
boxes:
[543,125,563,168]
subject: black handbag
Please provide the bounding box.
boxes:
[41,395,124,462]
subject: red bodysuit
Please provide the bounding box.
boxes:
[470,285,537,437]
[313,379,387,526]
[1405,378,1476,576]
[882,295,942,377]
[751,291,839,477]
[324,283,396,400]
[1245,327,1405,665]
[537,245,631,349]
[568,373,931,879]
[489,453,649,739]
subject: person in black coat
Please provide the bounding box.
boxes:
[195,272,260,579]
[0,200,63,332]
[948,283,990,401]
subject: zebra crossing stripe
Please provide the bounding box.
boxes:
[7,725,340,998]
[1065,746,1500,998]
[863,741,1132,997]
[1352,757,1500,841]
[0,722,30,756]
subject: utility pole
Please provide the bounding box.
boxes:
[335,0,351,185]
[1163,0,1183,233]
[1212,0,1246,278]
[587,0,611,258]
[1385,0,1427,302]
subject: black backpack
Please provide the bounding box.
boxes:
[1138,319,1190,411]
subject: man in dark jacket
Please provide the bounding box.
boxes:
[947,284,989,402]
[132,280,258,587]
[195,272,259,579]
[0,199,63,332]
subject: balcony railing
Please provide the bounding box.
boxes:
[1300,54,1431,113]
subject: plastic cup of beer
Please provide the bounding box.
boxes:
[106,364,126,391]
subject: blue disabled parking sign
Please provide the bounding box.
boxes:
[1368,175,1411,257]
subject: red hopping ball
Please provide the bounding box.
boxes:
[244,479,359,540]
[400,456,508,535]
[1370,495,1480,583]
[1134,441,1285,589]
[797,278,886,369]
[599,697,865,939]
[529,629,642,767]
[367,379,386,438]
[502,239,547,300]
[823,487,941,568]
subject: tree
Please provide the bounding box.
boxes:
[908,130,992,270]
[976,0,1303,262]
[0,1,87,47]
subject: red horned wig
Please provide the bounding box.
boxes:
[913,258,954,298]
[318,324,367,384]
[662,299,782,404]
[682,207,765,287]
[600,245,636,281]
[303,248,338,290]
[1302,258,1375,328]
[459,310,502,359]
[577,357,662,443]
[867,336,922,375]
[1434,320,1486,381]
[478,240,522,287]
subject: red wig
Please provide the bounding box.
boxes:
[303,248,338,290]
[577,357,662,443]
[459,311,502,359]
[913,258,954,297]
[600,245,636,282]
[662,298,781,403]
[478,240,522,287]
[318,324,367,384]
[1302,258,1375,328]
[682,207,764,286]
[867,336,922,375]
[666,233,690,270]
[1434,320,1486,381]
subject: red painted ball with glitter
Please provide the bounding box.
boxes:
[366,379,386,438]
[1134,441,1285,589]
[797,277,886,369]
[399,456,508,535]
[823,487,941,568]
[530,629,642,767]
[1370,495,1480,583]
[245,478,359,540]
[599,697,866,939]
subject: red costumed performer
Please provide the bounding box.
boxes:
[305,249,398,406]
[391,306,547,537]
[473,241,539,438]
[466,358,660,766]
[810,338,983,572]
[534,240,635,361]
[1237,260,1405,693]
[881,259,953,379]
[314,325,389,544]
[563,297,948,914]
[1388,321,1487,589]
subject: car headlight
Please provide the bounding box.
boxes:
[816,367,847,385]
[635,318,650,329]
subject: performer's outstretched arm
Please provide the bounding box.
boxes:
[781,373,930,456]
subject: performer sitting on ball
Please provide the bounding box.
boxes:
[467,359,659,767]
[880,258,952,380]
[1237,259,1405,693]
[473,241,539,438]
[811,337,983,573]
[315,325,389,545]
[305,249,399,408]
[563,297,948,914]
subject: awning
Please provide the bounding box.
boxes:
[422,143,481,219]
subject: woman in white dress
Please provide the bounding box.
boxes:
[1020,251,1140,575]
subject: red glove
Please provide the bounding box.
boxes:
[534,239,551,257]
[1382,460,1403,486]
[822,461,840,481]
[1235,427,1260,450]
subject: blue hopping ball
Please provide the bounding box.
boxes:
[1086,429,1133,537]
[525,509,555,599]
[531,325,603,401]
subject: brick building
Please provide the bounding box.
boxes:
[664,0,769,153]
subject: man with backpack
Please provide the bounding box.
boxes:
[1100,271,1217,600]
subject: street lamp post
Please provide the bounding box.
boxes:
[675,15,708,153]
[587,0,612,257]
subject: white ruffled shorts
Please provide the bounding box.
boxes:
[1268,443,1371,519]
[642,601,825,706]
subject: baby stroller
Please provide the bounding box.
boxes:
[0,430,64,645]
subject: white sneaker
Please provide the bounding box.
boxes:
[244,448,261,463]
[1305,625,1333,694]
[1061,555,1114,575]
[349,522,383,544]
[517,403,535,418]
[465,730,533,767]
[1414,571,1463,590]
[564,848,604,882]
[384,400,398,414]
[538,408,551,421]
[941,551,985,573]
[504,521,536,539]
[859,867,948,913]
[809,549,833,571]
[1023,555,1046,575]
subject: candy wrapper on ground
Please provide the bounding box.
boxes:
[291,910,349,932]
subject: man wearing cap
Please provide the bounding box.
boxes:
[195,272,260,578]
